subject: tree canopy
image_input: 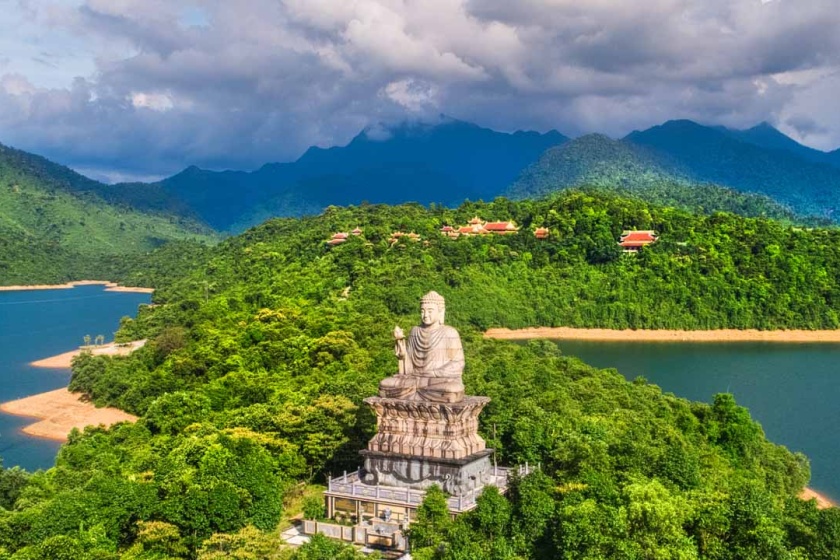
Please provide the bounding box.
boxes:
[1,191,838,558]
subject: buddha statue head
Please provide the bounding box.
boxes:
[420,291,446,327]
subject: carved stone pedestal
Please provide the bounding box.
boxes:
[360,448,494,496]
[363,396,489,460]
[361,396,492,496]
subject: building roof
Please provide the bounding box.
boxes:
[484,221,518,232]
[351,227,363,235]
[468,216,484,225]
[440,226,454,232]
[459,225,486,235]
[619,230,658,248]
[332,232,349,239]
[620,231,657,243]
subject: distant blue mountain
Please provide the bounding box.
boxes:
[143,117,840,229]
[623,120,840,220]
[719,122,839,168]
[159,117,567,231]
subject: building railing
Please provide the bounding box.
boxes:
[326,463,535,513]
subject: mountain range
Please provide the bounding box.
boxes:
[510,120,840,222]
[3,116,840,242]
[156,118,567,231]
[721,122,840,168]
[154,117,840,230]
[0,143,215,285]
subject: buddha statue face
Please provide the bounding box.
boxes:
[420,302,444,327]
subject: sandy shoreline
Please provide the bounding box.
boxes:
[0,280,154,294]
[0,388,137,441]
[484,327,840,343]
[30,340,147,369]
[2,339,146,440]
[800,487,835,509]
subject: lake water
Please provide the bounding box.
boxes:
[0,285,150,471]
[556,340,840,501]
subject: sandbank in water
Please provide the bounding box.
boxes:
[484,327,840,343]
[30,340,147,369]
[1,340,146,440]
[0,389,137,442]
[0,280,153,293]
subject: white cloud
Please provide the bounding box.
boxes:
[381,79,438,112]
[130,92,173,111]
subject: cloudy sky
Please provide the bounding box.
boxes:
[1,0,839,182]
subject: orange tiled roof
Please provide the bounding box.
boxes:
[484,221,518,232]
[619,230,658,248]
[621,231,656,242]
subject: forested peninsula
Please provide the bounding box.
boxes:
[2,191,840,559]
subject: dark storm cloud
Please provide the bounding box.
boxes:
[1,0,839,180]
[786,114,829,136]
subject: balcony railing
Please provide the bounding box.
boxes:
[326,463,534,513]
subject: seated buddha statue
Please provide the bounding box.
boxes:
[379,291,466,403]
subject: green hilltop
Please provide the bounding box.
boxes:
[3,192,839,558]
[0,143,218,285]
[508,133,827,225]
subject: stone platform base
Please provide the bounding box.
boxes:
[364,395,490,461]
[359,448,494,496]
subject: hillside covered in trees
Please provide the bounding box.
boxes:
[0,143,217,285]
[1,192,839,558]
[624,120,840,220]
[507,134,819,224]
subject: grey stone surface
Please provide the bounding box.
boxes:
[360,449,494,496]
[380,291,466,403]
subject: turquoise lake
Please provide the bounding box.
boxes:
[0,285,150,471]
[555,339,840,502]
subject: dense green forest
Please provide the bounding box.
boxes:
[2,192,840,558]
[0,143,192,216]
[508,134,829,226]
[0,144,218,285]
[625,121,840,221]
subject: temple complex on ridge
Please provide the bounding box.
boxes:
[302,291,529,552]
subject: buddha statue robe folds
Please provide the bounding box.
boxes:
[378,291,466,403]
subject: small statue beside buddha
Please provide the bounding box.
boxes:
[378,291,466,403]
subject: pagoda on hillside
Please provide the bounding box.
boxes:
[326,232,349,246]
[619,230,658,252]
[444,217,520,238]
[534,227,550,239]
